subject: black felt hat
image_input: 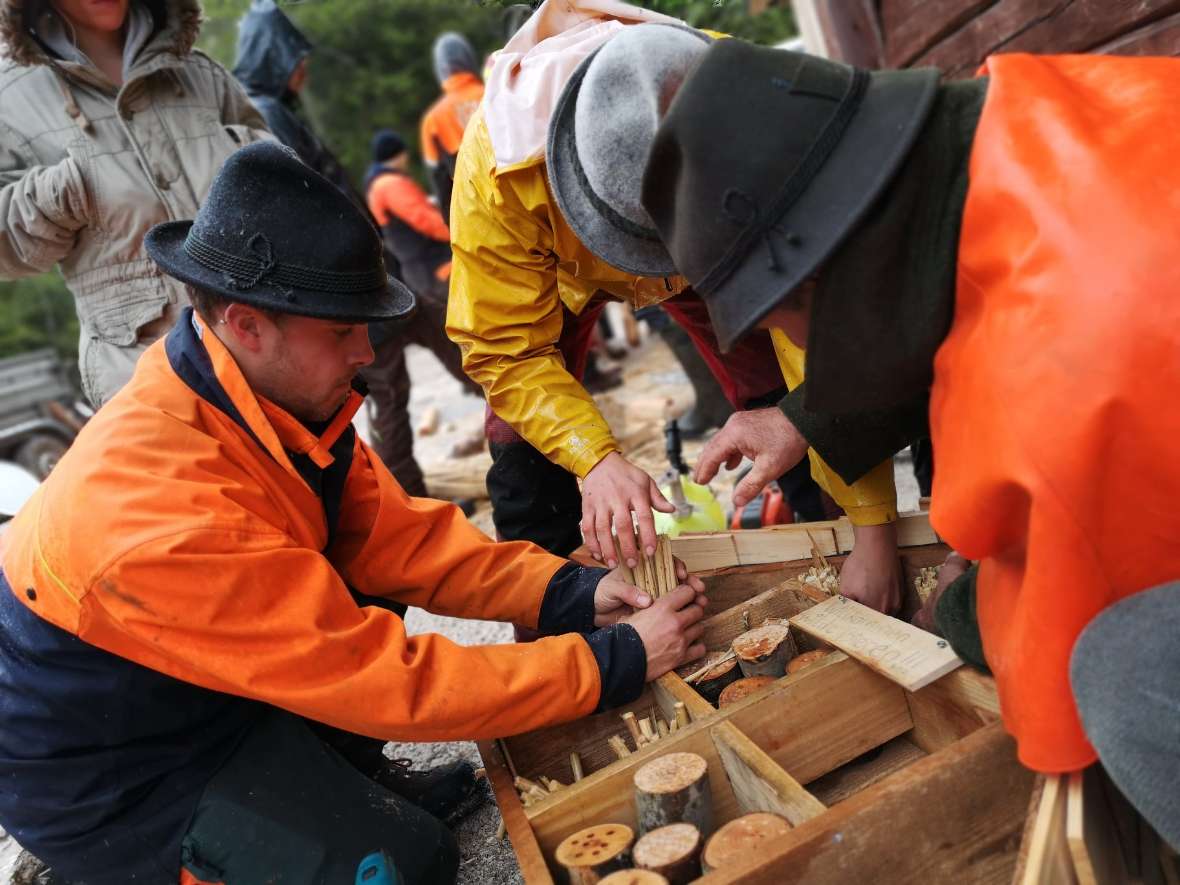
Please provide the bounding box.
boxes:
[642,40,938,351]
[145,141,414,323]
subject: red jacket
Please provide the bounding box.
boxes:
[931,54,1180,772]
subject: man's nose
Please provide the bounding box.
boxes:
[352,326,375,368]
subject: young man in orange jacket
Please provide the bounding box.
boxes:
[0,142,708,885]
[421,31,484,224]
[554,34,1180,847]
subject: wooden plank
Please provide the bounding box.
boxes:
[913,0,1180,79]
[1020,774,1079,885]
[732,526,838,566]
[790,596,963,692]
[478,738,556,884]
[1097,12,1180,56]
[723,652,915,785]
[879,0,994,66]
[1067,767,1130,885]
[654,671,714,721]
[711,721,827,825]
[905,667,1001,754]
[669,532,738,573]
[526,718,740,864]
[699,722,1035,884]
[814,0,885,66]
[896,512,940,548]
[804,735,927,807]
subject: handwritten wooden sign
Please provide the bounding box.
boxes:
[789,596,962,692]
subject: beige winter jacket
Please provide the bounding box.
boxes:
[0,0,269,406]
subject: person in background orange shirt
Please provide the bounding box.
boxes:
[360,130,483,497]
[420,32,484,224]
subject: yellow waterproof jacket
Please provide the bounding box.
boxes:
[448,109,687,478]
[770,329,897,526]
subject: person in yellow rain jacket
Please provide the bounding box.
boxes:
[447,1,904,612]
[0,143,709,885]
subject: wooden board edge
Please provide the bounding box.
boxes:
[477,738,556,884]
[1020,772,1079,885]
[711,720,827,825]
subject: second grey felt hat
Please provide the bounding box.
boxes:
[546,23,712,276]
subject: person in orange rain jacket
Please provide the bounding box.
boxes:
[0,142,708,885]
[558,35,1180,846]
[421,31,484,224]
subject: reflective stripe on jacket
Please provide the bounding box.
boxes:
[930,53,1180,772]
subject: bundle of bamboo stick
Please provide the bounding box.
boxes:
[614,531,678,599]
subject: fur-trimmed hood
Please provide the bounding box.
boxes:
[0,0,203,68]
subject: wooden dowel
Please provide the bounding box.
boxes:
[657,718,670,739]
[639,717,657,744]
[515,776,544,794]
[623,711,643,745]
[683,650,737,684]
[609,735,633,759]
[674,701,690,728]
[570,751,585,782]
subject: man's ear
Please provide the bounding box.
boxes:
[221,303,269,353]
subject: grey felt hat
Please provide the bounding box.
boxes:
[546,23,713,277]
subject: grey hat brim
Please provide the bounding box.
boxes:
[145,220,416,324]
[706,66,940,352]
[546,28,711,278]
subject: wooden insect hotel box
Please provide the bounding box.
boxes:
[479,515,1042,883]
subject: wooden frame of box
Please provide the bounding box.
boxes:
[479,517,1038,883]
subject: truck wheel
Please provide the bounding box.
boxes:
[15,434,68,479]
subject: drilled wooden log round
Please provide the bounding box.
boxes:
[633,752,713,837]
[787,648,832,675]
[598,871,670,885]
[675,651,739,707]
[700,812,792,874]
[555,823,635,885]
[731,624,797,678]
[717,675,777,708]
[632,822,702,884]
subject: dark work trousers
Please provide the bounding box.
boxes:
[179,711,458,885]
[361,283,481,498]
[485,289,814,555]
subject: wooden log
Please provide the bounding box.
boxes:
[700,812,792,874]
[718,676,779,709]
[556,823,635,884]
[633,752,713,837]
[632,822,702,884]
[675,650,740,706]
[787,649,832,675]
[732,624,797,678]
[598,870,669,885]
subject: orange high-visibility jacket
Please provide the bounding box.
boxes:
[931,53,1180,772]
[0,314,610,744]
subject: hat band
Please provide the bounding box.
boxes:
[568,121,662,244]
[183,232,387,295]
[696,67,870,295]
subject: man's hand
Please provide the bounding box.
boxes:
[592,558,708,627]
[693,408,809,509]
[581,452,675,568]
[625,583,709,681]
[838,522,902,614]
[912,552,970,633]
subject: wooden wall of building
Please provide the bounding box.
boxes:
[793,0,1180,74]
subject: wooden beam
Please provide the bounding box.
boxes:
[1019,774,1079,885]
[699,722,1036,884]
[790,596,963,692]
[878,0,993,66]
[1096,11,1180,56]
[711,721,827,825]
[722,652,914,785]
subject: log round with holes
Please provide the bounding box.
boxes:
[675,651,739,707]
[632,822,702,884]
[598,871,669,885]
[787,648,833,675]
[633,752,713,837]
[700,812,792,873]
[555,823,635,884]
[717,675,778,708]
[731,624,797,678]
